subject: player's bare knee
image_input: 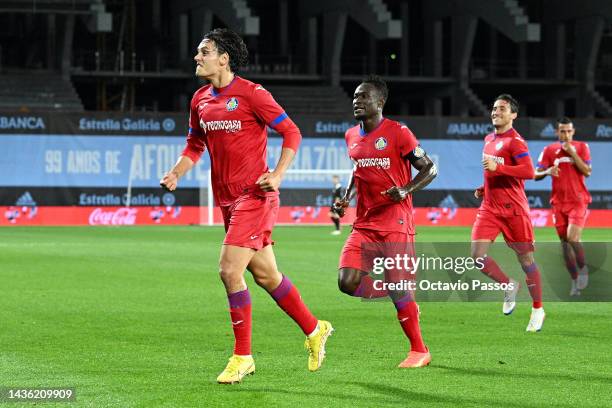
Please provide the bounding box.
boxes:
[338,269,360,295]
[338,278,359,295]
[218,261,243,283]
[218,268,235,284]
[470,247,486,260]
[252,273,273,289]
[252,274,266,287]
[470,241,491,260]
[388,290,410,303]
[517,252,534,266]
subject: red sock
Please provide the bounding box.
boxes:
[354,274,388,298]
[227,289,252,355]
[270,275,318,335]
[522,263,543,309]
[394,295,427,353]
[480,257,510,284]
[570,241,586,269]
[562,242,578,280]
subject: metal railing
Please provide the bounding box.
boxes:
[69,49,612,84]
[72,50,179,73]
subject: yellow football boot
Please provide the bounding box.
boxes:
[304,320,334,371]
[216,355,255,384]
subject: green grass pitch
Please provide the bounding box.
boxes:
[1,226,611,407]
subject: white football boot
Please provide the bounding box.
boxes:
[526,307,546,332]
[503,279,520,315]
[577,265,589,290]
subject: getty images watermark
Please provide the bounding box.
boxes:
[370,253,515,292]
[359,242,611,301]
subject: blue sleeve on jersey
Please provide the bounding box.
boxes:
[188,127,202,136]
[269,112,288,128]
[514,152,529,159]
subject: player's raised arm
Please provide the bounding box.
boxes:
[534,165,560,181]
[534,146,559,181]
[384,146,437,202]
[483,155,534,179]
[160,156,195,192]
[256,120,301,191]
[160,107,205,191]
[404,149,437,194]
[250,84,302,192]
[382,123,437,201]
[562,142,592,177]
[483,137,535,179]
[257,145,297,192]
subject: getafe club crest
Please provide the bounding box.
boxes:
[226,97,239,111]
[495,141,504,151]
[375,137,388,150]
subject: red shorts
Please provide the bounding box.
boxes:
[552,202,588,238]
[339,227,416,281]
[221,193,279,250]
[471,210,534,254]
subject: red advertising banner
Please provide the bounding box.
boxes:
[2,206,612,228]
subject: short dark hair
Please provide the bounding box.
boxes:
[556,116,573,128]
[203,28,249,72]
[362,74,388,103]
[494,94,519,113]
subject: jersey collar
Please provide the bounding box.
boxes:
[493,127,515,139]
[210,76,238,97]
[359,117,386,137]
[493,128,515,140]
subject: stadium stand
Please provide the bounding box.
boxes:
[1,0,612,115]
[265,85,352,116]
[0,71,84,112]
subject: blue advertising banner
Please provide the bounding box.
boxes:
[2,135,352,188]
[2,135,610,191]
[422,140,608,191]
[2,112,611,210]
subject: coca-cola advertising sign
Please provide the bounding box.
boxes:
[88,208,138,225]
[1,206,612,227]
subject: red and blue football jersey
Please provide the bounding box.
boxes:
[480,128,533,216]
[182,76,300,206]
[345,118,419,233]
[536,141,591,205]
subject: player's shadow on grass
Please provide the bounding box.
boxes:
[230,381,574,408]
[343,381,576,408]
[431,364,612,384]
[228,387,398,406]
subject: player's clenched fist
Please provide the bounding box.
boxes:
[333,198,350,217]
[160,171,179,192]
[474,186,484,199]
[382,186,409,202]
[482,157,497,171]
[549,165,560,177]
[561,142,576,155]
[256,171,282,192]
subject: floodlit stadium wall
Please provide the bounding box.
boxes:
[2,112,612,226]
